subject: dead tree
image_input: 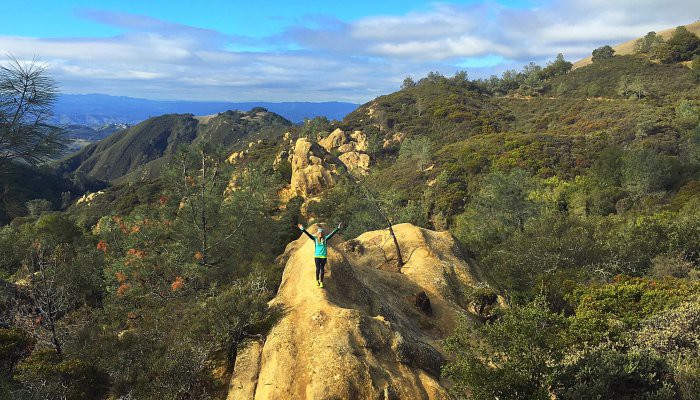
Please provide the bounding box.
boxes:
[344,170,404,269]
[17,246,72,357]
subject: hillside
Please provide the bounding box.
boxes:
[573,20,700,68]
[58,108,292,182]
[2,28,699,399]
[229,223,482,399]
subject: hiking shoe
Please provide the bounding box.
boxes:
[315,280,320,286]
[319,282,324,288]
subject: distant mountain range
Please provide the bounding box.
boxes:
[52,94,359,126]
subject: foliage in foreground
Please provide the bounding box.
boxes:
[445,277,700,400]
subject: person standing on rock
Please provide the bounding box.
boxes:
[297,223,342,288]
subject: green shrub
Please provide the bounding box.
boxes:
[592,45,615,62]
[634,300,700,357]
[567,277,700,345]
[444,297,566,400]
[660,26,700,63]
[673,355,700,400]
[552,347,675,400]
[14,349,109,400]
[0,328,32,377]
[483,212,601,298]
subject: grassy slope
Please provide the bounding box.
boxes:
[59,114,199,181]
[550,55,698,99]
[59,109,292,182]
[573,20,700,69]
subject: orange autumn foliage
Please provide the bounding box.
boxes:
[115,271,127,284]
[116,283,131,296]
[96,241,108,253]
[127,248,146,258]
[171,276,185,291]
[193,251,204,261]
[113,215,128,234]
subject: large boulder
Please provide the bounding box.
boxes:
[319,128,350,152]
[289,138,340,198]
[318,129,371,176]
[228,224,485,400]
[339,151,370,175]
[319,129,369,154]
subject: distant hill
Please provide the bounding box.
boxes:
[52,94,359,125]
[58,108,292,182]
[573,20,700,69]
[63,123,130,141]
[61,123,130,154]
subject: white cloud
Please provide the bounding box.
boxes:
[0,2,698,103]
[289,1,700,63]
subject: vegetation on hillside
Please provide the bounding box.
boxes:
[58,108,292,182]
[1,27,699,399]
[307,29,700,399]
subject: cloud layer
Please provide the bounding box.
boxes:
[1,1,698,102]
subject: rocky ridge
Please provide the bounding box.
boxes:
[227,223,483,400]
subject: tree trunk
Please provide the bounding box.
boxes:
[45,298,62,358]
[387,223,404,268]
[200,153,208,266]
[346,171,404,269]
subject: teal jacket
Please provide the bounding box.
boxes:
[300,226,339,258]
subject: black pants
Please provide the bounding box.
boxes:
[315,257,327,282]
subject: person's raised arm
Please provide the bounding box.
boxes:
[325,222,342,241]
[298,223,316,241]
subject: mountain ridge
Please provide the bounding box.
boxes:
[53,93,359,125]
[229,223,481,399]
[58,108,293,182]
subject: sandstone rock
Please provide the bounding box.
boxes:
[350,130,368,152]
[76,190,106,206]
[383,132,405,149]
[338,151,370,175]
[227,151,243,164]
[272,150,289,170]
[227,340,263,400]
[337,143,356,153]
[228,223,483,400]
[289,138,340,198]
[319,128,349,152]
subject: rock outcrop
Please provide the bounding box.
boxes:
[281,130,372,201]
[289,138,341,198]
[227,224,482,400]
[319,128,371,175]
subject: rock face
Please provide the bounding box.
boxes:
[339,151,370,174]
[284,130,371,200]
[227,223,482,400]
[289,138,341,198]
[319,128,371,175]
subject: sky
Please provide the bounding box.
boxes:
[1,0,698,102]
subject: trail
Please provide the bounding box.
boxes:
[228,224,486,400]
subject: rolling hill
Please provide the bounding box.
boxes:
[58,108,292,182]
[3,22,699,399]
[573,20,700,68]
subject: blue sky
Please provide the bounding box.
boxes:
[1,0,697,102]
